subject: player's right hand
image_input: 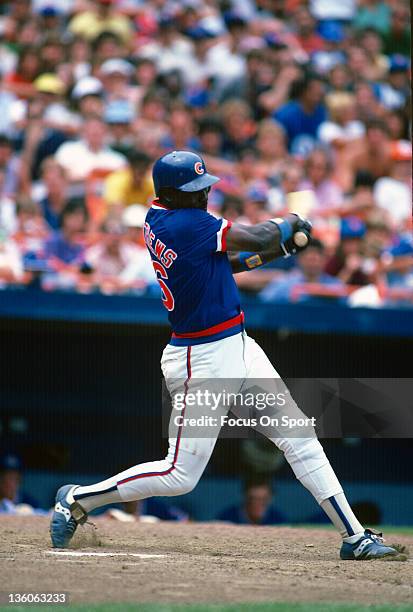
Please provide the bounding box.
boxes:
[284,213,313,256]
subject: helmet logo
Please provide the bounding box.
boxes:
[194,161,204,175]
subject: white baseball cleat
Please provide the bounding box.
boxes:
[50,484,87,548]
[340,529,400,560]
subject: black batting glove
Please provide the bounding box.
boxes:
[283,213,313,256]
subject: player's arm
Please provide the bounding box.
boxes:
[224,214,312,273]
[227,248,281,274]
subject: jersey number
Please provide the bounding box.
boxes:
[152,261,175,311]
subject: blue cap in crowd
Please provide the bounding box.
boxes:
[158,14,176,29]
[185,25,216,40]
[185,88,210,108]
[223,11,248,28]
[40,6,60,17]
[340,217,366,240]
[104,100,135,124]
[319,21,346,43]
[264,33,287,50]
[246,182,268,203]
[389,54,410,73]
[389,236,413,257]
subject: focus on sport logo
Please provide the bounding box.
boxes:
[194,162,204,175]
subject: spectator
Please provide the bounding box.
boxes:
[318,92,365,148]
[0,70,18,137]
[363,214,393,260]
[104,100,135,157]
[377,55,411,111]
[294,6,326,54]
[91,31,125,65]
[299,148,344,211]
[0,453,41,514]
[55,115,126,183]
[13,197,48,259]
[0,228,24,287]
[381,3,411,57]
[0,168,17,235]
[36,6,64,37]
[325,217,370,286]
[385,109,410,140]
[273,74,327,154]
[373,140,412,229]
[261,239,343,303]
[340,170,377,218]
[161,105,200,152]
[16,78,73,184]
[84,222,137,292]
[43,198,87,266]
[358,28,388,81]
[36,157,68,230]
[239,182,271,225]
[220,195,244,223]
[311,22,346,75]
[353,81,385,124]
[310,0,356,22]
[353,0,391,35]
[134,58,157,104]
[137,15,193,79]
[64,36,92,83]
[31,73,77,133]
[255,120,287,181]
[99,58,137,106]
[217,478,287,526]
[197,117,224,157]
[4,45,40,99]
[268,162,304,213]
[85,205,156,293]
[328,64,353,93]
[346,46,375,82]
[0,134,21,198]
[133,90,169,136]
[235,147,261,190]
[221,99,256,159]
[119,204,157,288]
[71,76,104,118]
[104,150,153,210]
[348,119,393,181]
[39,35,66,75]
[381,234,413,294]
[68,0,134,44]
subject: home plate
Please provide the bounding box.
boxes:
[46,551,166,558]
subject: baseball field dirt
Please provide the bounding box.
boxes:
[0,516,412,609]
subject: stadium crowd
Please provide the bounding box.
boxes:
[0,0,411,306]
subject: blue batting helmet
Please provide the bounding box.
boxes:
[152,150,220,195]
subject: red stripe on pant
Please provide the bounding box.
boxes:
[172,312,244,340]
[117,346,192,486]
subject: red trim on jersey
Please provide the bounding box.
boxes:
[117,346,192,486]
[171,312,244,340]
[221,220,232,252]
[151,198,170,210]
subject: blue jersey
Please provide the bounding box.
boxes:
[144,201,243,346]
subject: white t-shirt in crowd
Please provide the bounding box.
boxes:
[318,120,365,145]
[373,177,412,227]
[310,0,355,20]
[55,141,126,182]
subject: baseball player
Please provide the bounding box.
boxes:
[51,151,398,560]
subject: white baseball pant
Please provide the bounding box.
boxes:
[72,331,364,540]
